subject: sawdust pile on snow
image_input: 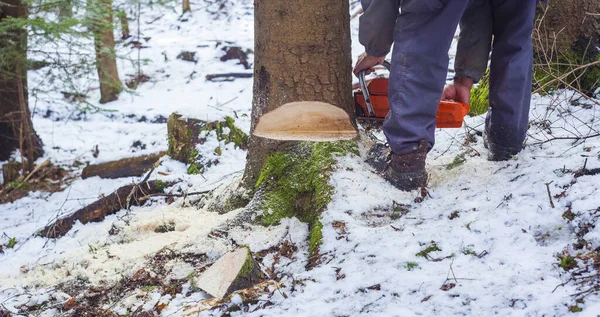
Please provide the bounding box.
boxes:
[0,204,241,288]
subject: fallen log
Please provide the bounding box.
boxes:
[81,152,166,179]
[40,180,170,238]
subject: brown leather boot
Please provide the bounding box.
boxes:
[383,140,429,191]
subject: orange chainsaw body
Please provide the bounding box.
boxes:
[354,77,470,128]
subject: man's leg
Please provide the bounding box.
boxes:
[486,0,536,160]
[384,0,471,155]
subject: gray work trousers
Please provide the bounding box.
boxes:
[383,0,537,155]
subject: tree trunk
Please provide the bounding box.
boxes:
[89,0,122,103]
[182,0,191,13]
[535,0,600,56]
[241,0,353,190]
[117,10,130,39]
[534,0,600,94]
[0,0,43,165]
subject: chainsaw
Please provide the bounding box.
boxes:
[253,62,470,141]
[354,61,470,128]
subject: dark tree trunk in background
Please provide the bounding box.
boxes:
[118,10,130,39]
[0,0,43,165]
[89,0,122,103]
[534,0,600,94]
[535,0,600,56]
[241,0,353,190]
[182,0,191,13]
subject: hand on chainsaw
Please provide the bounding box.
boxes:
[353,53,386,77]
[442,77,474,105]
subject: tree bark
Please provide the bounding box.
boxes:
[89,0,123,103]
[182,0,190,13]
[2,162,20,185]
[118,10,130,39]
[534,0,600,94]
[535,0,600,57]
[0,0,43,165]
[241,0,353,190]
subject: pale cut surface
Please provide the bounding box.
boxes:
[253,101,357,141]
[195,248,248,299]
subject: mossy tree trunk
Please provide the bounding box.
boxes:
[88,0,123,103]
[117,10,130,39]
[242,0,354,190]
[533,0,600,94]
[0,0,43,167]
[239,0,354,258]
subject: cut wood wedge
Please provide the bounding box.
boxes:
[253,101,358,141]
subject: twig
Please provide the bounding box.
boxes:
[390,224,402,231]
[532,133,600,145]
[138,190,211,202]
[22,159,51,183]
[552,277,573,293]
[545,181,555,208]
[205,73,252,81]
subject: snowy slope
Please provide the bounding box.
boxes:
[2,1,600,316]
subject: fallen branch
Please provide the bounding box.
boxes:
[205,73,252,81]
[81,152,166,179]
[22,159,51,183]
[39,180,172,238]
[532,133,600,145]
[137,190,211,202]
[545,182,555,208]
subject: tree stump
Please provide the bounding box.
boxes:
[167,113,195,163]
[2,162,20,186]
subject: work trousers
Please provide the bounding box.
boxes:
[384,0,537,155]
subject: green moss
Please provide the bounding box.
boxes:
[446,153,467,170]
[141,285,155,292]
[223,116,249,149]
[534,51,600,96]
[7,237,17,249]
[237,246,254,278]
[559,254,577,271]
[569,306,583,313]
[155,180,167,192]
[187,150,205,175]
[405,261,419,271]
[256,140,358,256]
[309,220,323,256]
[469,70,489,116]
[416,242,441,258]
[185,116,248,175]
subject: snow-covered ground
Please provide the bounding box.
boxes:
[1,1,600,316]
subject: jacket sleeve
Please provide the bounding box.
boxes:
[359,0,400,57]
[454,0,493,83]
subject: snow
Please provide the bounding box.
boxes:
[2,0,600,316]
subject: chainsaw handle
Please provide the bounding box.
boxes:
[358,61,391,117]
